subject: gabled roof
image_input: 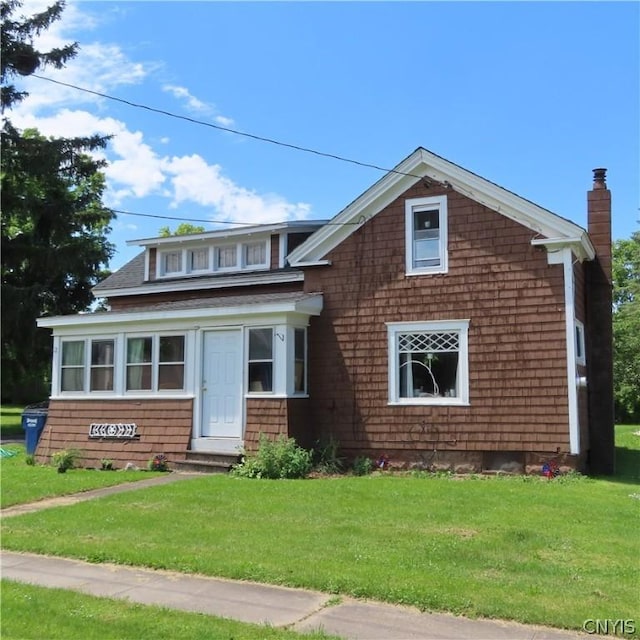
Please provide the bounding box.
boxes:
[288,147,595,266]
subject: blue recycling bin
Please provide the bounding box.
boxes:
[22,405,48,455]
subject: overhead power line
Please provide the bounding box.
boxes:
[112,207,361,227]
[32,74,425,181]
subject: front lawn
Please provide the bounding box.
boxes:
[1,581,337,640]
[1,427,638,634]
[2,461,639,633]
[0,446,165,508]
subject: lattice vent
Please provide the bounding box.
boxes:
[398,332,459,353]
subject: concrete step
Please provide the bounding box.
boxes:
[172,450,242,474]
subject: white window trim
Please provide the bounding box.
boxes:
[405,195,448,276]
[575,319,586,367]
[125,333,186,393]
[387,320,469,406]
[59,335,119,396]
[187,247,212,274]
[55,333,187,397]
[246,327,275,395]
[289,326,308,396]
[241,240,269,269]
[159,249,185,277]
[156,239,271,280]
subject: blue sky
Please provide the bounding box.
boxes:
[13,0,639,271]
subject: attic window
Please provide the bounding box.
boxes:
[243,242,267,267]
[217,245,238,270]
[162,251,182,275]
[405,196,448,275]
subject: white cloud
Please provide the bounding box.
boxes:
[10,1,311,227]
[215,115,235,128]
[162,84,210,114]
[163,155,311,224]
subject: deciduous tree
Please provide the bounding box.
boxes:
[612,232,640,423]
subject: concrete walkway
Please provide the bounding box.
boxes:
[1,476,601,640]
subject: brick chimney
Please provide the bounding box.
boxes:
[585,168,614,475]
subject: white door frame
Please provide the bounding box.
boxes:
[192,328,244,453]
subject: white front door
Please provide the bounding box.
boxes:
[201,330,243,445]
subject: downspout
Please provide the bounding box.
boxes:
[547,247,580,454]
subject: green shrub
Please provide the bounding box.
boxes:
[352,456,373,476]
[51,449,80,472]
[232,434,312,479]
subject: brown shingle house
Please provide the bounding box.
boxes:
[36,148,614,474]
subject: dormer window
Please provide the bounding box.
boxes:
[162,250,182,275]
[405,195,448,275]
[243,242,267,267]
[189,247,209,272]
[154,237,271,279]
[217,245,238,270]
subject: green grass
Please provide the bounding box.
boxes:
[0,445,164,508]
[1,405,24,440]
[0,580,338,640]
[1,427,638,634]
[613,424,640,482]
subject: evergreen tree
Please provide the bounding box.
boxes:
[1,1,115,402]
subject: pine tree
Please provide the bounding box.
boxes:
[1,1,116,402]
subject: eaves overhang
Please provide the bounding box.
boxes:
[37,293,324,331]
[128,221,329,248]
[288,147,593,266]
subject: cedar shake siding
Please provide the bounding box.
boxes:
[303,181,571,471]
[35,399,193,469]
[245,397,311,451]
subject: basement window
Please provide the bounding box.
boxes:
[387,320,469,405]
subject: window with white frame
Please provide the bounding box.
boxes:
[189,247,209,272]
[60,341,85,392]
[90,339,115,391]
[294,328,306,394]
[405,196,448,275]
[158,336,185,389]
[387,320,469,404]
[161,250,182,275]
[126,337,153,390]
[126,335,185,391]
[243,241,267,268]
[575,320,586,366]
[247,328,273,393]
[217,245,238,269]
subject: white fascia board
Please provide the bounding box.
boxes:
[288,163,419,265]
[128,221,329,248]
[37,294,324,331]
[289,146,590,265]
[96,270,304,299]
